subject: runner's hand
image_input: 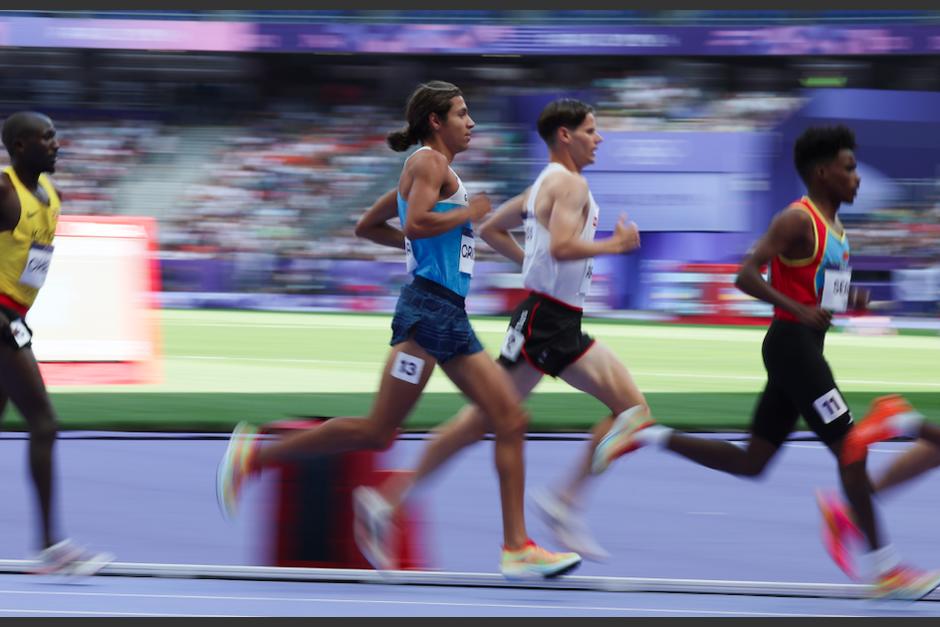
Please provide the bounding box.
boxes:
[795,304,832,330]
[611,213,640,253]
[468,193,492,222]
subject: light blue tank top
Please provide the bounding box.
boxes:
[397,146,474,297]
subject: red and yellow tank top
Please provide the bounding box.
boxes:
[769,196,850,322]
[0,166,61,313]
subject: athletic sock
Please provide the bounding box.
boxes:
[861,544,901,580]
[635,424,673,448]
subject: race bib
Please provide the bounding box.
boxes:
[391,351,425,385]
[821,267,851,312]
[579,260,594,296]
[459,232,475,276]
[813,388,850,425]
[404,237,417,273]
[19,243,54,289]
[8,319,31,348]
[500,327,524,362]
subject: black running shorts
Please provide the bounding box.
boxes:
[496,291,595,377]
[752,319,853,449]
[0,305,32,351]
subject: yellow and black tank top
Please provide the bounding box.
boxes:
[0,166,61,313]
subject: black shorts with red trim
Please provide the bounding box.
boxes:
[496,291,595,377]
[0,304,32,351]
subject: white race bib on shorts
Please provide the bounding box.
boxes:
[8,319,31,348]
[391,351,425,385]
[500,327,524,362]
[813,388,849,424]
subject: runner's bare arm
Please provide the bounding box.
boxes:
[548,174,628,261]
[479,189,528,266]
[0,175,18,232]
[403,152,482,239]
[736,207,831,330]
[354,188,405,250]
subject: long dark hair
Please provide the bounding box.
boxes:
[387,81,463,152]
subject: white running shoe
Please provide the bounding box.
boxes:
[592,407,654,475]
[216,421,260,521]
[353,486,396,571]
[531,488,609,562]
[32,539,114,577]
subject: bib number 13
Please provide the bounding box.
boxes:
[392,351,425,385]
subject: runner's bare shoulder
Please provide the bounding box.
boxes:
[0,171,20,231]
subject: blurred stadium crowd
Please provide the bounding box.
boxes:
[0,10,937,304]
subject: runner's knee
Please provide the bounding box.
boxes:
[838,459,868,490]
[360,423,398,451]
[491,405,529,441]
[738,451,772,477]
[29,415,58,445]
[457,410,489,443]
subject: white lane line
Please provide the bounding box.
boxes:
[0,589,862,617]
[173,356,940,387]
[176,355,377,367]
[0,608,238,617]
[783,443,912,454]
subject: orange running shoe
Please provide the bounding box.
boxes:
[873,564,940,601]
[841,395,923,466]
[815,490,863,580]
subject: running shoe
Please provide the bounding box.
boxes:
[872,565,940,601]
[531,487,609,562]
[353,486,396,571]
[815,490,863,580]
[31,539,114,577]
[216,421,260,520]
[591,407,654,475]
[500,540,582,580]
[842,395,924,466]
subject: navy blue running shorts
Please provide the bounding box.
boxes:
[390,276,484,364]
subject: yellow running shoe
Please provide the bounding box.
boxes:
[500,540,581,580]
[873,565,940,601]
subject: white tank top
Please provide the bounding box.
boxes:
[521,162,599,309]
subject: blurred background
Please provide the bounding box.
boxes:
[0,10,939,580]
[1,10,938,324]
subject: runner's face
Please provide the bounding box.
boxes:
[438,96,474,154]
[569,113,602,168]
[822,149,859,204]
[17,118,59,174]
